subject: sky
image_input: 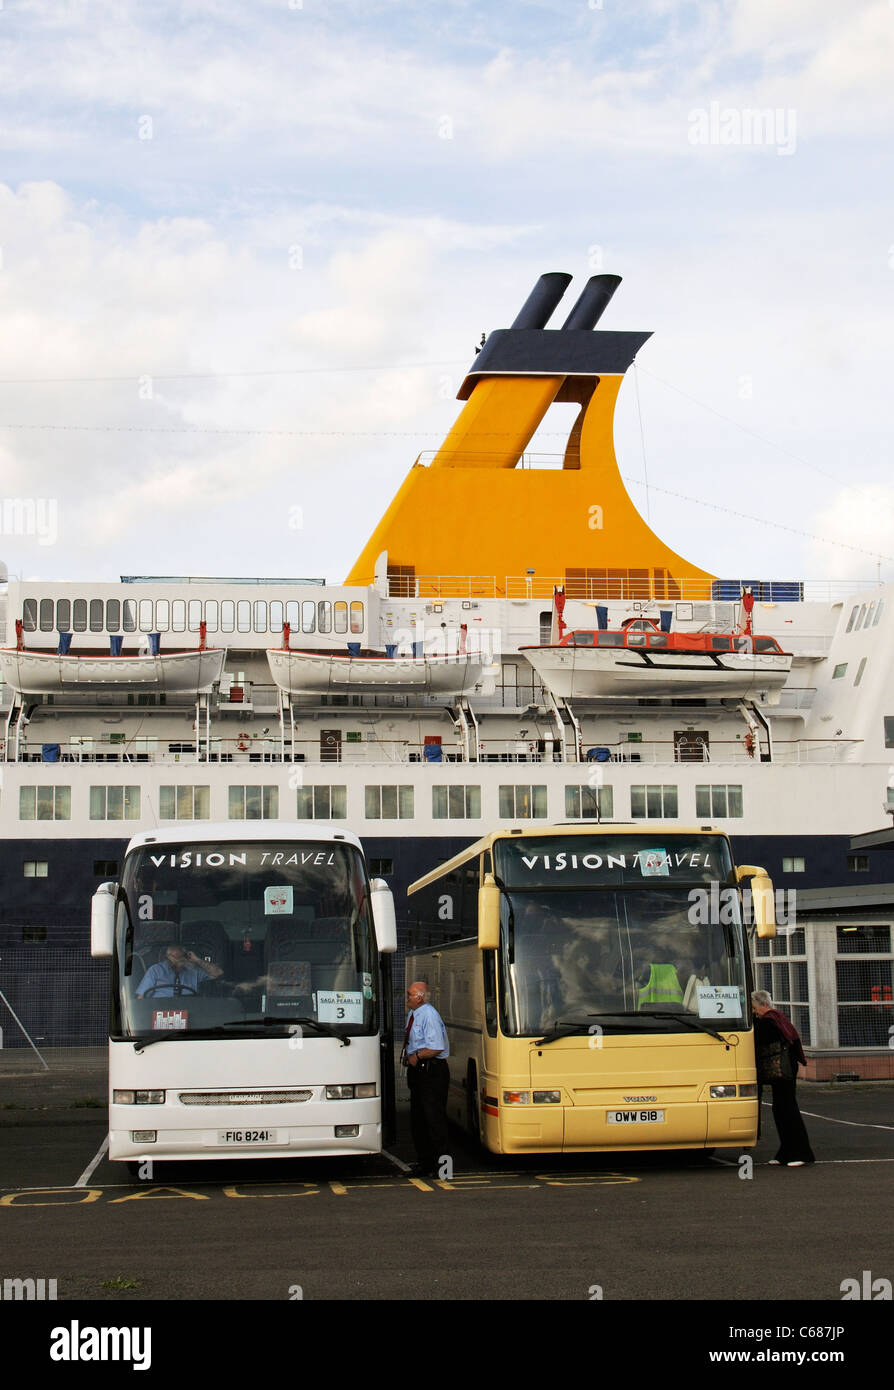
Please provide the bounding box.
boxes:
[0,0,892,588]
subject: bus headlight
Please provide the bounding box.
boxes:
[533,1091,561,1104]
[326,1084,377,1100]
[502,1090,530,1105]
[709,1085,737,1099]
[114,1090,166,1105]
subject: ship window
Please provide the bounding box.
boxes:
[626,633,646,647]
[154,599,169,631]
[56,599,71,632]
[203,600,218,633]
[89,599,103,632]
[754,637,780,652]
[122,600,137,632]
[254,600,267,632]
[71,599,86,632]
[89,785,141,820]
[296,785,348,819]
[432,786,482,819]
[229,785,279,819]
[856,604,867,629]
[318,601,332,634]
[845,606,858,633]
[572,632,595,646]
[498,785,547,819]
[846,855,870,873]
[350,602,364,635]
[270,601,284,634]
[237,601,251,633]
[334,602,348,635]
[23,861,49,878]
[220,601,235,633]
[647,633,668,648]
[695,785,743,818]
[782,857,805,873]
[36,598,53,632]
[365,785,414,819]
[19,786,71,821]
[106,600,120,632]
[864,602,876,629]
[631,785,678,819]
[711,637,731,651]
[854,658,867,687]
[873,600,884,626]
[159,785,211,820]
[565,785,613,819]
[138,599,153,631]
[884,717,894,748]
[21,598,37,631]
[187,599,202,631]
[302,600,315,633]
[833,663,847,679]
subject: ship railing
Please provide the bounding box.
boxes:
[388,573,886,603]
[10,735,862,767]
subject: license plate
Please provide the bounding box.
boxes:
[217,1129,278,1145]
[606,1109,665,1125]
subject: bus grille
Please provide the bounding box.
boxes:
[178,1090,313,1105]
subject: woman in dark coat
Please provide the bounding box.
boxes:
[751,989,815,1166]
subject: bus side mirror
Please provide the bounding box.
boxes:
[370,879,397,954]
[736,865,776,938]
[478,874,500,951]
[91,883,117,957]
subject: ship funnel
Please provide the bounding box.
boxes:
[510,272,573,329]
[561,274,622,330]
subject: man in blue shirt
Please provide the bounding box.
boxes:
[136,944,223,998]
[403,980,450,1178]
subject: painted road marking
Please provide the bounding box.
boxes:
[75,1133,109,1187]
[0,1170,645,1204]
[382,1148,412,1173]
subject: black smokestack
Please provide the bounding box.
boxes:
[510,272,573,329]
[561,274,622,330]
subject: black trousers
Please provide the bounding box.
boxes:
[407,1060,450,1172]
[758,1081,815,1163]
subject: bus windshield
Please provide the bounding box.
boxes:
[112,840,377,1041]
[493,834,748,1036]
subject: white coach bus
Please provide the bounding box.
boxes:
[91,822,396,1165]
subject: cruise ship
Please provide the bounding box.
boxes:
[2,270,892,1077]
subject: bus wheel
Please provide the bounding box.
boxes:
[466,1063,481,1148]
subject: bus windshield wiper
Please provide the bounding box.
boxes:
[634,1010,732,1045]
[534,1016,604,1045]
[130,1017,350,1050]
[535,1011,732,1046]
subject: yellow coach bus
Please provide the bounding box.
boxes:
[406,825,775,1155]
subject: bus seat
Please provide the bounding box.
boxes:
[181,919,228,970]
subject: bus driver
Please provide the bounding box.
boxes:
[136,944,223,997]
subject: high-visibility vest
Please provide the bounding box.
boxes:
[638,963,684,1010]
